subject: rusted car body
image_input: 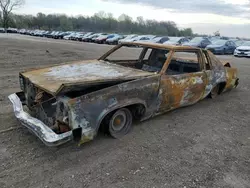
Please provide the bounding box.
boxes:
[8,42,239,146]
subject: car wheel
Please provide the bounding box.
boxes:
[209,85,220,99]
[108,108,132,138]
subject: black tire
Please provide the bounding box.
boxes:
[107,108,132,139]
[209,85,220,99]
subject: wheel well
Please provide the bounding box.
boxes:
[218,82,226,94]
[99,103,146,133]
[126,103,146,120]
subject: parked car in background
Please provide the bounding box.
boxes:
[6,28,18,33]
[209,36,221,42]
[63,32,76,40]
[44,31,52,38]
[30,30,38,36]
[79,32,94,41]
[82,33,98,42]
[125,35,155,42]
[18,29,26,34]
[142,36,169,44]
[53,32,65,39]
[34,30,46,37]
[234,41,250,57]
[51,31,59,38]
[163,37,189,45]
[106,34,124,45]
[89,33,106,42]
[46,31,56,38]
[183,37,211,48]
[95,34,115,44]
[118,34,137,43]
[206,40,236,55]
[0,27,5,33]
[220,36,229,40]
[24,30,31,35]
[70,32,84,41]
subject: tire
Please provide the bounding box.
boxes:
[209,85,220,99]
[107,108,133,139]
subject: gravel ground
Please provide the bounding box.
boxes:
[0,34,249,188]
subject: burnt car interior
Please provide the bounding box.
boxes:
[101,44,202,75]
[166,51,201,75]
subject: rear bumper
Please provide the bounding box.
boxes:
[8,93,73,146]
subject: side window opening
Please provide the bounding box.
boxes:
[141,49,170,73]
[104,45,143,61]
[166,51,201,75]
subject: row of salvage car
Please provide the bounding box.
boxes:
[8,28,250,57]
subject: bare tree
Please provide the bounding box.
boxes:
[0,0,24,29]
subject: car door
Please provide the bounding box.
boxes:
[229,41,236,53]
[225,41,231,53]
[158,49,207,112]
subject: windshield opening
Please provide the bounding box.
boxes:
[100,44,171,73]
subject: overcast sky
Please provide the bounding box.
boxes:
[14,0,250,37]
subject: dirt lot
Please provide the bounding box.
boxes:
[0,34,249,188]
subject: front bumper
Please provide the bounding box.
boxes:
[8,93,73,146]
[234,50,250,57]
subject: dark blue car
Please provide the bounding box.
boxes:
[205,40,236,55]
[182,37,211,48]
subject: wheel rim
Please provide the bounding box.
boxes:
[111,112,126,131]
[109,108,132,138]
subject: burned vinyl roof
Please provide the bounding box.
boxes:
[121,41,201,50]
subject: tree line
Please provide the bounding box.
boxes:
[0,11,193,36]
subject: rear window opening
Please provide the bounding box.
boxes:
[166,51,201,75]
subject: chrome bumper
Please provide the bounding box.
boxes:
[8,93,73,146]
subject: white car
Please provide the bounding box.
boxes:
[124,35,155,43]
[234,41,250,57]
[118,34,137,43]
[63,32,75,40]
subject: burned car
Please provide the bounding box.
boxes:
[9,42,239,146]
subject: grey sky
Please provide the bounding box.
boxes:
[15,0,250,38]
[104,0,250,18]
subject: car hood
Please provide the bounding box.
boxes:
[236,46,250,50]
[21,60,154,95]
[206,44,223,48]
